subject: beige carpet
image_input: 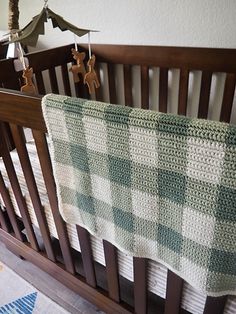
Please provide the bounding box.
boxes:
[0,241,103,314]
[0,260,69,313]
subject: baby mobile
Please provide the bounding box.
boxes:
[8,0,100,95]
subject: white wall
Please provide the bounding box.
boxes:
[0,0,236,49]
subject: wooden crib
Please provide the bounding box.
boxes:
[0,43,235,314]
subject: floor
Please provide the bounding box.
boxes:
[0,241,104,314]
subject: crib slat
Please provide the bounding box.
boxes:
[108,63,117,104]
[198,71,212,119]
[32,130,75,274]
[74,81,83,98]
[35,72,46,95]
[220,73,236,122]
[124,64,133,107]
[164,270,183,314]
[0,122,15,160]
[134,257,147,314]
[103,240,120,302]
[11,124,56,262]
[77,225,96,287]
[49,68,59,94]
[75,80,89,99]
[0,173,24,241]
[95,63,103,102]
[178,69,189,115]
[61,64,72,96]
[0,203,10,232]
[203,296,227,314]
[159,68,168,113]
[141,66,149,109]
[0,123,39,251]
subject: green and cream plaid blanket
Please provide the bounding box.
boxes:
[42,94,236,296]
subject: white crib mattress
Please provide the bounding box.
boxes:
[0,140,235,314]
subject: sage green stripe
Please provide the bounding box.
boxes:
[43,94,236,295]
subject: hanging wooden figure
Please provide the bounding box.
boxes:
[6,0,98,95]
[69,48,86,82]
[84,54,100,94]
[21,66,36,94]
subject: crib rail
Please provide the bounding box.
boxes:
[84,44,236,124]
[82,44,236,71]
[0,44,235,314]
[1,44,236,124]
[0,88,231,314]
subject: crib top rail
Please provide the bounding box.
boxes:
[0,89,44,132]
[1,44,236,79]
[1,43,236,82]
[1,43,235,71]
[1,43,236,125]
[80,44,236,72]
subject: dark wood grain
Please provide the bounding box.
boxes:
[77,225,96,287]
[79,44,236,72]
[0,40,8,60]
[0,90,45,132]
[26,44,75,72]
[32,130,75,274]
[141,66,149,109]
[0,204,10,232]
[0,44,74,93]
[1,43,236,93]
[198,71,212,119]
[35,72,46,95]
[0,123,39,251]
[159,68,168,112]
[107,63,117,104]
[178,69,189,115]
[220,73,236,122]
[203,296,227,314]
[11,124,56,262]
[94,62,103,102]
[134,257,147,314]
[49,68,59,94]
[124,64,133,106]
[0,173,24,241]
[0,59,21,90]
[0,122,16,156]
[164,270,183,314]
[74,80,89,99]
[61,64,72,96]
[103,240,120,302]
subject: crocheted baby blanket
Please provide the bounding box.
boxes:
[42,94,236,296]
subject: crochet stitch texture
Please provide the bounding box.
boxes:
[43,94,236,296]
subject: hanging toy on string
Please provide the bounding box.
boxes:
[16,40,36,94]
[84,55,100,95]
[69,48,86,82]
[21,66,36,94]
[6,0,97,94]
[69,35,86,83]
[84,32,100,95]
